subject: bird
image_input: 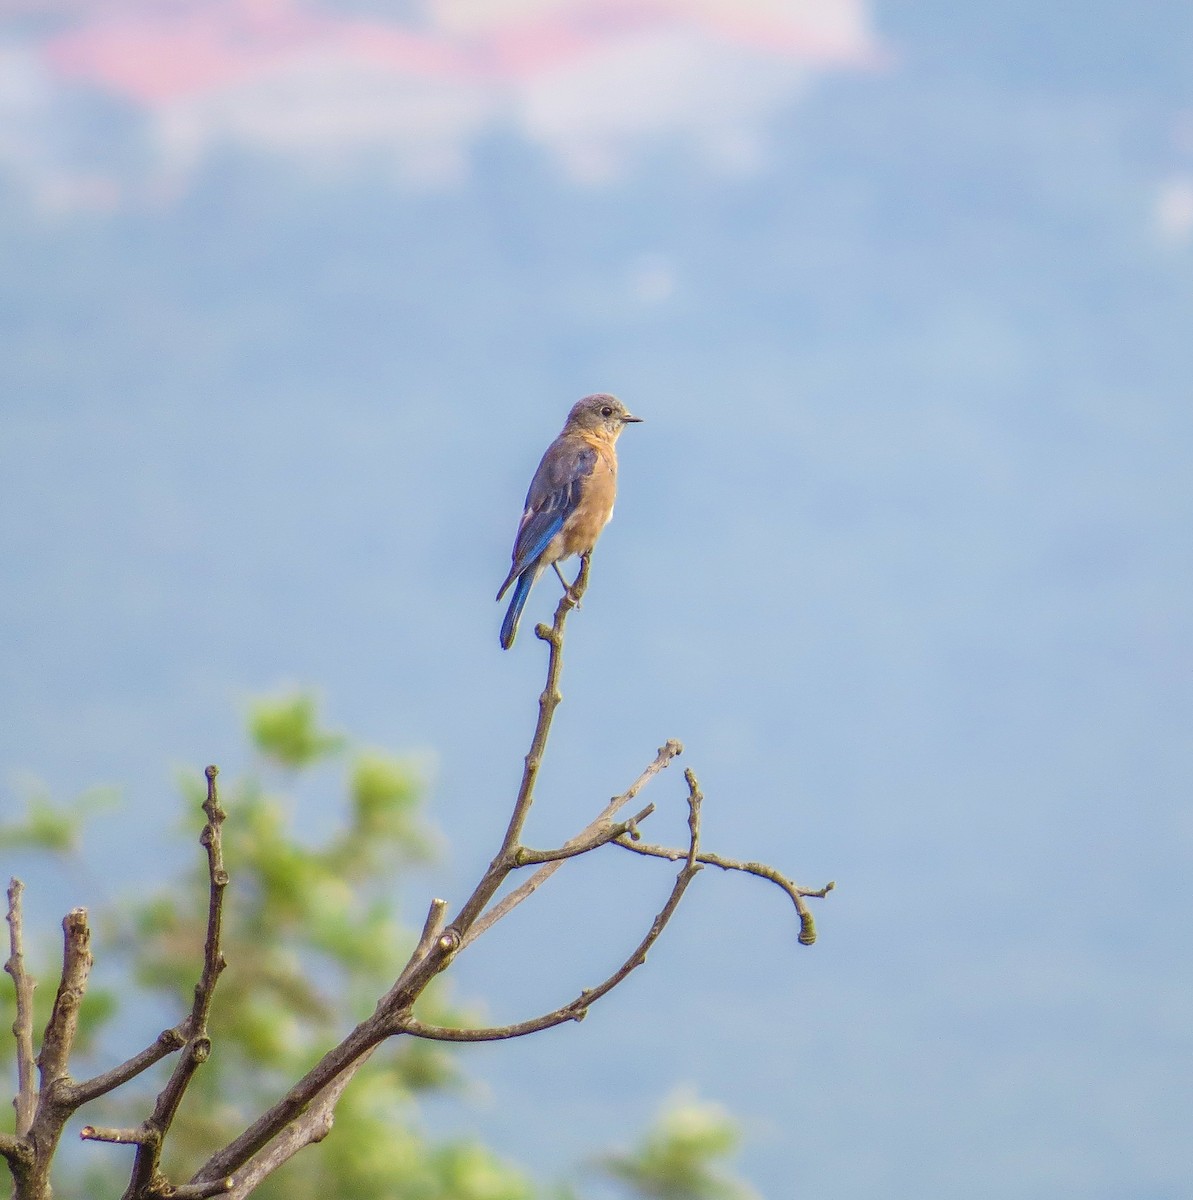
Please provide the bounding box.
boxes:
[497,393,642,649]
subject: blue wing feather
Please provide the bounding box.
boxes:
[498,440,596,594]
[499,571,535,649]
[496,437,598,645]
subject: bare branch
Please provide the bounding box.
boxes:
[189,546,829,1196]
[193,567,694,1190]
[37,908,93,1089]
[10,907,97,1198]
[122,765,230,1198]
[461,741,684,949]
[66,1027,188,1107]
[682,767,702,868]
[512,802,655,866]
[0,498,833,1200]
[503,551,592,853]
[442,555,595,945]
[614,837,835,947]
[194,711,684,1184]
[400,774,706,1044]
[191,1020,386,1185]
[79,1125,152,1146]
[220,1059,364,1200]
[412,897,448,961]
[5,878,37,1137]
[196,896,471,1184]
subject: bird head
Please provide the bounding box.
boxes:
[564,393,643,440]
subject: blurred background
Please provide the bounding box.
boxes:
[2,0,1192,1196]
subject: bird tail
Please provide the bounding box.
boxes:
[500,571,534,649]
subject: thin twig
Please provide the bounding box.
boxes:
[683,768,702,868]
[80,1126,152,1146]
[5,878,37,1137]
[122,765,230,1199]
[412,898,449,961]
[461,740,683,949]
[614,839,835,946]
[400,774,706,1043]
[67,1027,189,1108]
[401,866,692,1042]
[513,802,655,866]
[444,554,594,943]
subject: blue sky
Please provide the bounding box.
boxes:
[2,2,1192,1196]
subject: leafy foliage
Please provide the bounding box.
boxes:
[247,692,347,770]
[0,786,116,855]
[597,1095,759,1200]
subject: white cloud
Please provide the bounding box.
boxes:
[512,26,810,181]
[1154,175,1193,245]
[3,0,882,205]
[0,42,126,210]
[0,45,60,182]
[152,54,493,187]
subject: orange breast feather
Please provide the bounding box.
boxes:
[559,436,618,558]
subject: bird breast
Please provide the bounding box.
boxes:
[558,441,618,558]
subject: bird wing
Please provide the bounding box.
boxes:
[507,439,597,582]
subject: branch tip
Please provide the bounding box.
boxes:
[411,897,448,963]
[120,764,233,1196]
[613,837,832,947]
[80,1125,149,1146]
[5,877,38,1137]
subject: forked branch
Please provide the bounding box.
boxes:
[401,765,707,1043]
[4,549,832,1200]
[615,837,836,946]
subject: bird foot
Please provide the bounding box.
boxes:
[553,561,583,607]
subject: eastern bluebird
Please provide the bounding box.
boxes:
[497,393,642,649]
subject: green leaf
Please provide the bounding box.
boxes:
[0,786,118,854]
[248,692,346,768]
[597,1093,760,1200]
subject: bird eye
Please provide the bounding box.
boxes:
[601,406,613,417]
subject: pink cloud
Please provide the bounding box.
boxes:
[5,0,884,200]
[44,0,471,102]
[41,0,880,105]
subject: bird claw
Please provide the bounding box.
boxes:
[553,561,583,606]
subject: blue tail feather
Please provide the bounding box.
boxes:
[500,571,535,649]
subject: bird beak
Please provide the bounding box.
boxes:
[621,413,643,424]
